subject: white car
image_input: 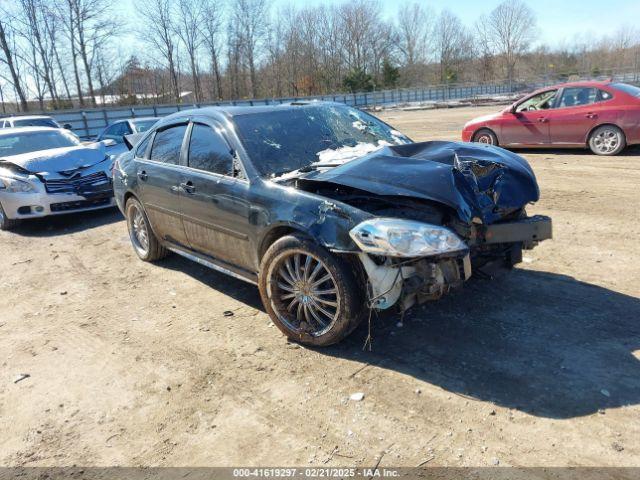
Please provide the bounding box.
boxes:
[0,115,70,129]
[0,127,115,230]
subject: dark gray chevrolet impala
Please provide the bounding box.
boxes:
[113,102,552,346]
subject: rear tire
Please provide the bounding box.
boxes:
[258,234,365,347]
[0,202,20,231]
[472,128,498,146]
[125,197,168,261]
[588,125,625,155]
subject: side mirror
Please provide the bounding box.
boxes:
[63,123,73,130]
[101,138,117,147]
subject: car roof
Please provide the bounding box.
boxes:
[160,101,345,124]
[536,80,613,91]
[1,115,55,121]
[0,126,62,136]
[129,116,159,121]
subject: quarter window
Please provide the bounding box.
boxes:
[135,134,152,158]
[188,123,234,176]
[150,124,188,165]
[597,89,613,101]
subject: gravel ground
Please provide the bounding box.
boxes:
[0,106,638,467]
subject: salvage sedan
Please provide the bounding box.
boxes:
[0,127,115,230]
[462,81,640,155]
[114,102,552,346]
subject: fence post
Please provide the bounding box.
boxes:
[102,109,108,128]
[81,111,89,138]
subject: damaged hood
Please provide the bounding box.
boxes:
[0,143,109,176]
[298,141,540,224]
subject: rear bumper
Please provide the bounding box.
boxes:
[482,215,552,247]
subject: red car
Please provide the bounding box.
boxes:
[462,81,640,155]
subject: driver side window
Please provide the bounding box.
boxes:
[516,90,558,112]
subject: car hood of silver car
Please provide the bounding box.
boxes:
[0,143,109,177]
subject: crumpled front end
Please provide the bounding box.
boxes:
[0,145,115,220]
[293,140,552,313]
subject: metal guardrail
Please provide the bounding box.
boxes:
[46,83,520,139]
[9,71,640,139]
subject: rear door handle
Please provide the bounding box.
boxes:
[137,170,148,181]
[537,117,548,123]
[586,112,598,119]
[180,181,195,194]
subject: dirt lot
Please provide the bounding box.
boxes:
[1,106,639,468]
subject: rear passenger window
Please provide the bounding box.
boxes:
[188,123,233,176]
[150,124,187,165]
[559,87,597,108]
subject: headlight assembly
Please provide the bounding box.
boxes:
[0,176,36,193]
[350,218,467,257]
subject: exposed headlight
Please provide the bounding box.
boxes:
[0,176,36,193]
[350,218,467,257]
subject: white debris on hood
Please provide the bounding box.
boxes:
[263,139,282,149]
[316,141,391,165]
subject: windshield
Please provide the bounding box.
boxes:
[0,130,81,157]
[133,119,158,132]
[12,118,59,128]
[233,105,410,177]
[611,82,640,98]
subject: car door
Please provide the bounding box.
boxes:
[501,90,557,146]
[179,121,254,271]
[134,123,190,247]
[549,87,611,145]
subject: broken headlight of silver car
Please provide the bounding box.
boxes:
[0,176,36,193]
[349,218,467,257]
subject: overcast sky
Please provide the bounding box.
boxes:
[116,0,640,49]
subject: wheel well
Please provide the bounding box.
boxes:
[123,191,138,208]
[258,226,305,261]
[587,123,627,145]
[473,127,498,144]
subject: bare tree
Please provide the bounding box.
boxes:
[397,3,432,84]
[137,0,181,102]
[201,0,224,100]
[434,10,471,84]
[486,0,536,86]
[17,0,60,105]
[0,15,29,111]
[175,0,205,102]
[232,0,269,98]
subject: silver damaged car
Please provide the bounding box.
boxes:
[0,127,115,230]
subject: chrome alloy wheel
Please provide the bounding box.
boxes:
[129,206,149,255]
[592,128,620,154]
[267,250,340,337]
[476,133,494,144]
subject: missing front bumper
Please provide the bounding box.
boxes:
[482,215,552,247]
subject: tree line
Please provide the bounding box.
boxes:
[1,0,639,112]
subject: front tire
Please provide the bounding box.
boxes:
[472,128,498,146]
[589,125,625,156]
[125,197,168,261]
[0,202,20,231]
[258,234,365,346]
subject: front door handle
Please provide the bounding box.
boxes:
[180,181,195,194]
[137,170,148,181]
[586,112,598,119]
[537,117,548,123]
